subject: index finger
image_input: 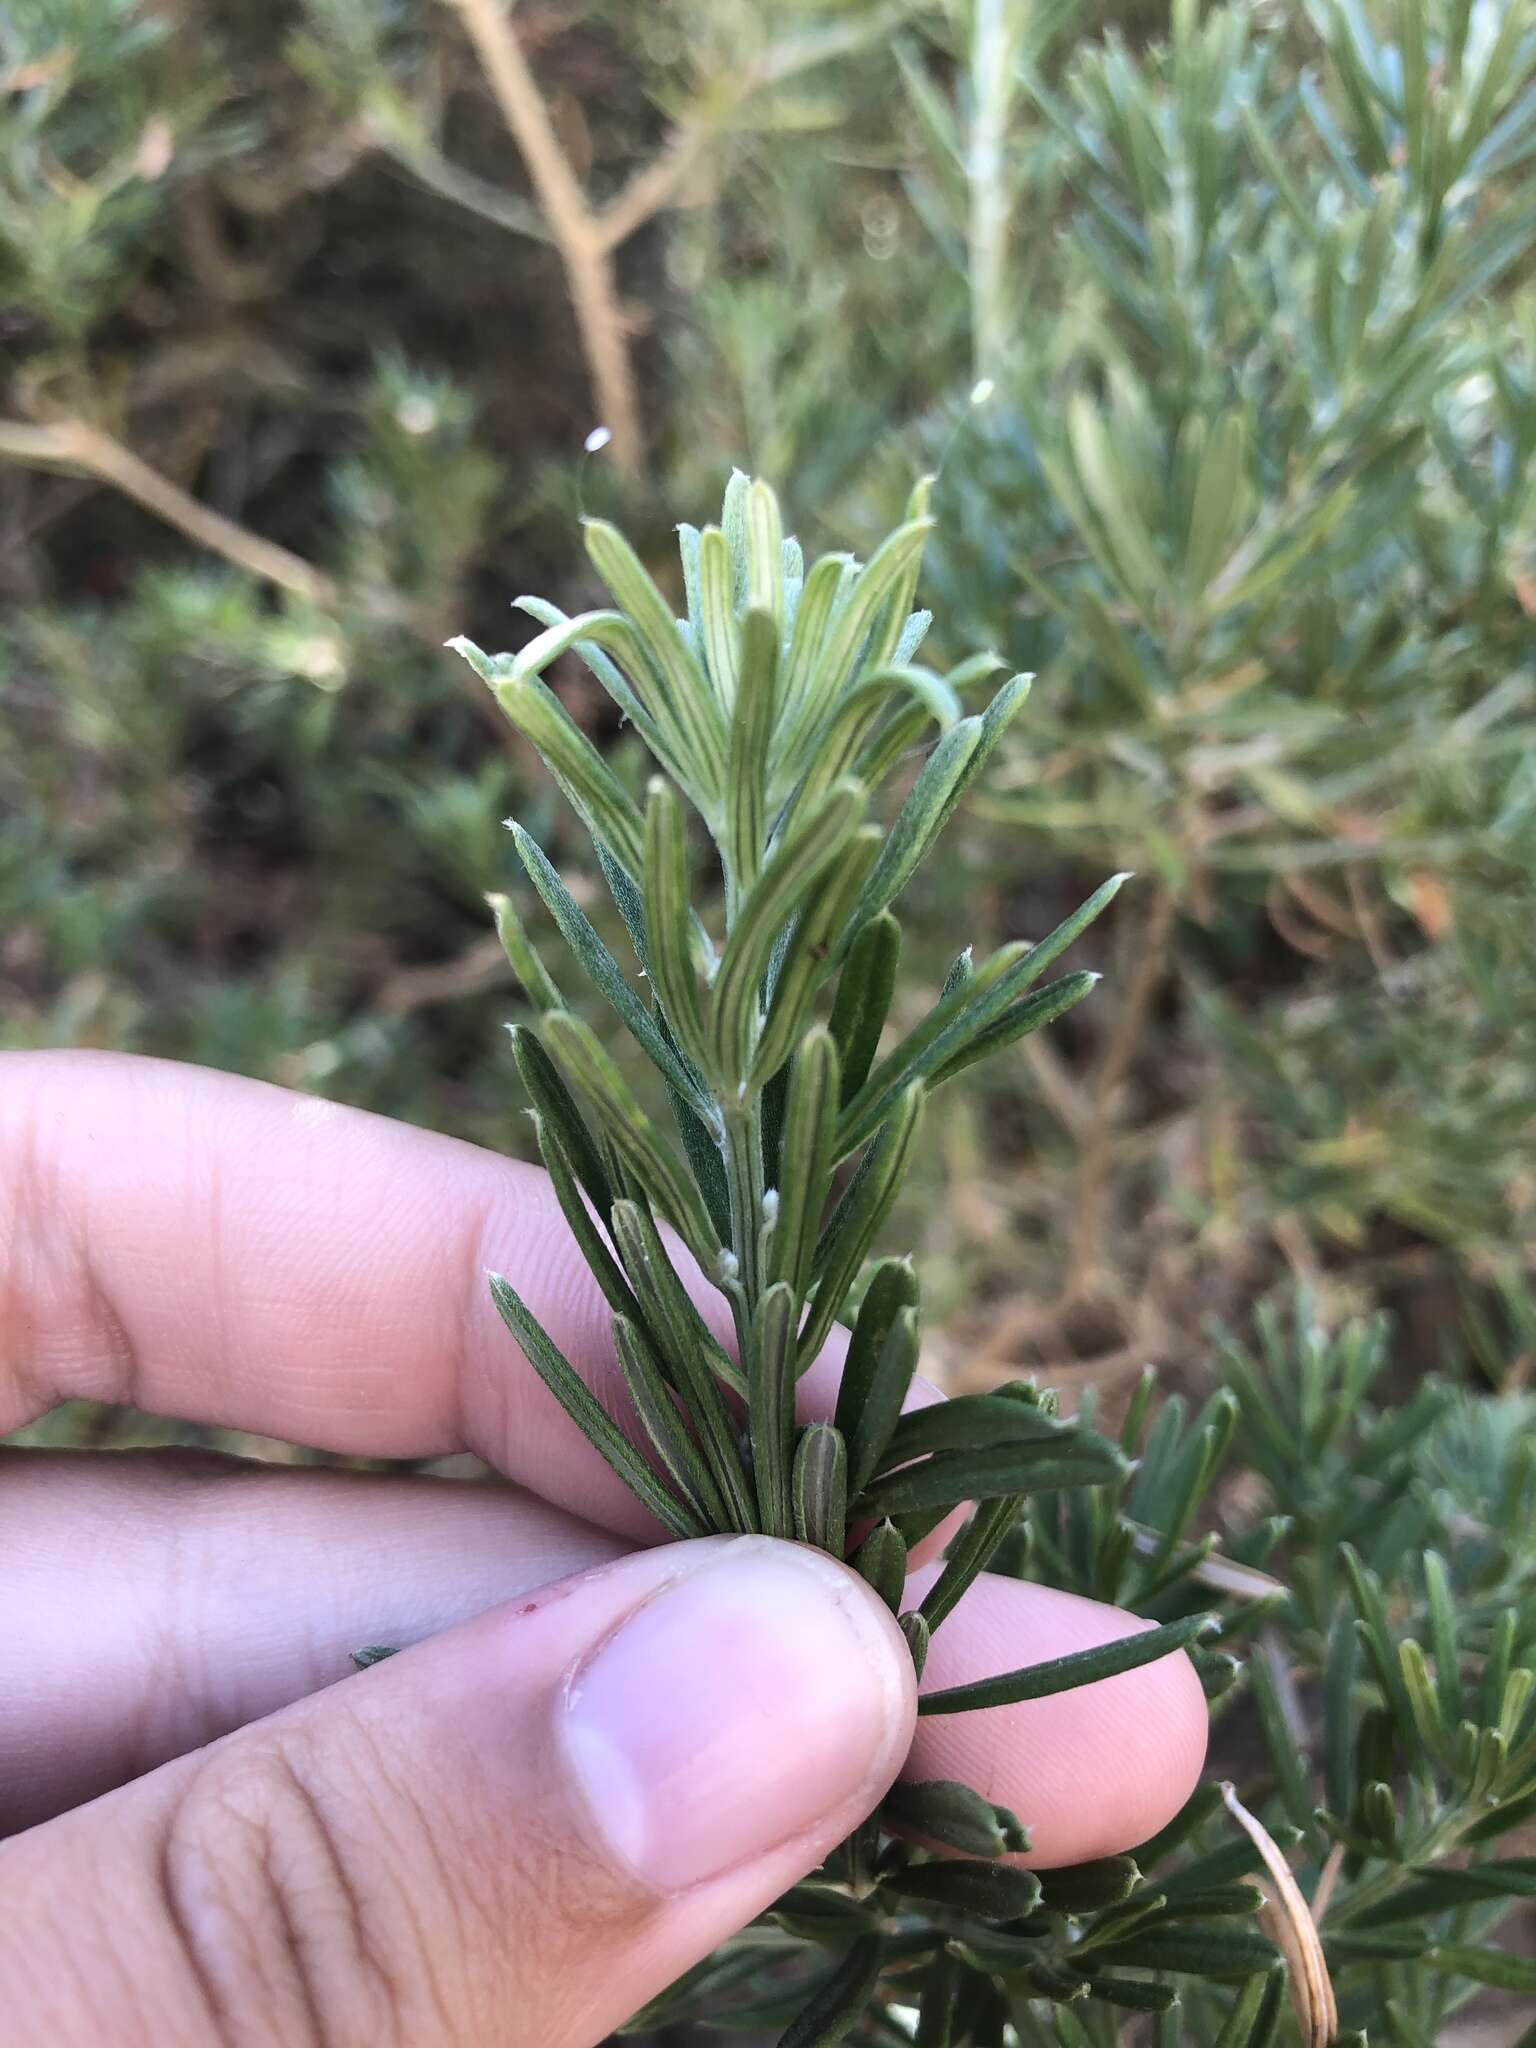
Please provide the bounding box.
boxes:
[0,1050,868,1539]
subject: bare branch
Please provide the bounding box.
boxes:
[0,417,337,605]
[595,120,714,252]
[444,0,644,481]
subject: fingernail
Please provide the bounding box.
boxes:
[558,1537,911,1893]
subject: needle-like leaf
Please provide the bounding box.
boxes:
[918,1613,1214,1715]
[488,1273,703,1540]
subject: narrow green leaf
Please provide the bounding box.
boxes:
[696,524,740,708]
[923,970,1102,1096]
[776,518,935,777]
[1352,1860,1536,1925]
[613,1312,730,1529]
[487,891,564,1011]
[1185,410,1247,595]
[593,838,653,975]
[860,1431,1127,1517]
[1422,1549,1462,1731]
[840,873,1125,1153]
[745,478,784,625]
[725,607,779,893]
[779,665,963,839]
[778,552,856,736]
[900,1610,930,1676]
[1079,1973,1179,2013]
[1247,1646,1316,1835]
[778,1934,884,2048]
[879,1393,1070,1471]
[488,1274,703,1539]
[885,1859,1042,1918]
[1212,1972,1287,2048]
[916,1951,961,2048]
[750,830,883,1088]
[513,824,705,1109]
[801,1086,925,1367]
[1341,1544,1423,1767]
[542,1011,718,1265]
[1052,2007,1097,2047]
[709,779,867,1088]
[827,912,901,1104]
[1149,1883,1268,1922]
[510,1025,613,1216]
[459,650,645,876]
[769,1029,840,1296]
[530,1112,639,1323]
[834,1257,921,1488]
[846,717,980,934]
[583,518,728,796]
[676,523,703,638]
[1066,392,1167,603]
[509,596,677,773]
[1327,1928,1434,1964]
[918,1613,1212,1715]
[1399,1637,1453,1761]
[940,947,974,1000]
[748,1281,798,1538]
[852,1519,908,1611]
[793,1422,848,1553]
[719,468,751,602]
[753,831,884,1097]
[608,1200,755,1531]
[881,1778,1026,1859]
[1088,1924,1279,1978]
[919,1496,1020,1632]
[1425,1943,1536,1993]
[1131,1783,1227,1867]
[641,781,710,1073]
[1465,1782,1536,1845]
[1036,1857,1141,1912]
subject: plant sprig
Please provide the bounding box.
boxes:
[454,474,1261,2043]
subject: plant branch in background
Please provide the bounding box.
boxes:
[443,0,646,479]
[0,417,338,606]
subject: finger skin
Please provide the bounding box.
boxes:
[0,1538,916,2048]
[0,1449,624,1834]
[0,1050,939,1542]
[2,1451,1207,1867]
[902,1561,1208,1866]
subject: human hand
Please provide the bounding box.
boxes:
[0,1051,1206,2047]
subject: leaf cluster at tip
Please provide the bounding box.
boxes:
[455,471,1123,1568]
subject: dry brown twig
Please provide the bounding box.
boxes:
[443,0,647,480]
[1222,1781,1340,2048]
[0,416,337,604]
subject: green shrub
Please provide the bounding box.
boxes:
[4,2,1536,2037]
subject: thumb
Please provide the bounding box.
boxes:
[0,1536,915,2048]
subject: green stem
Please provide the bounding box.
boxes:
[1333,1810,1472,1922]
[968,0,1025,386]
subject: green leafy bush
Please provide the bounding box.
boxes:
[4,2,1536,2038]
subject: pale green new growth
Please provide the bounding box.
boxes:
[453,475,1181,2042]
[453,472,1121,1573]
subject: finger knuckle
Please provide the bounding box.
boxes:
[156,1734,437,2048]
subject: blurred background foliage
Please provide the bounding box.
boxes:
[5,0,1536,2039]
[4,0,1531,1386]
